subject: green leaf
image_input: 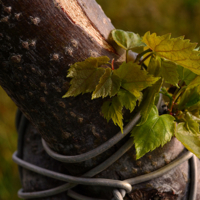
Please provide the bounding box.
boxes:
[175,123,200,158]
[143,32,200,75]
[138,78,163,125]
[131,105,175,159]
[178,77,200,110]
[147,56,161,77]
[114,62,160,97]
[185,75,200,90]
[176,65,197,85]
[161,59,179,87]
[117,89,138,112]
[178,87,200,110]
[111,29,146,52]
[101,97,123,132]
[63,57,109,97]
[92,68,121,99]
[184,111,200,134]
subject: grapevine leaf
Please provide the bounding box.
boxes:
[178,87,200,110]
[117,89,138,112]
[143,46,152,67]
[92,68,121,99]
[131,105,175,159]
[111,29,146,52]
[143,32,200,75]
[114,62,160,97]
[147,56,161,77]
[185,89,200,109]
[101,97,123,132]
[175,123,200,158]
[67,57,109,78]
[176,65,197,85]
[185,75,200,89]
[161,59,179,87]
[63,57,109,98]
[178,77,200,110]
[184,111,200,134]
[143,32,171,51]
[138,78,163,125]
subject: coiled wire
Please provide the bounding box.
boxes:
[13,95,198,200]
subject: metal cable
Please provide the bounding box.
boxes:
[65,152,196,200]
[16,138,134,199]
[13,151,194,199]
[13,151,132,191]
[112,189,125,200]
[189,155,198,200]
[126,151,193,185]
[13,94,198,200]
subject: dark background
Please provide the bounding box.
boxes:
[1,0,200,199]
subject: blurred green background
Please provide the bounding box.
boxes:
[97,0,200,43]
[1,0,200,199]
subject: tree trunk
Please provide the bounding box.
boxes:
[0,0,199,199]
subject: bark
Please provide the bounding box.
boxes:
[0,0,199,199]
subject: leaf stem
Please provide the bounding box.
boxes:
[134,48,152,64]
[111,59,115,70]
[138,53,152,66]
[174,86,186,104]
[173,80,184,99]
[168,81,186,115]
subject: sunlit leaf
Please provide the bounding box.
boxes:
[131,105,175,159]
[111,29,146,52]
[143,32,200,75]
[185,111,200,134]
[63,57,109,97]
[117,89,138,112]
[101,97,123,132]
[138,78,163,125]
[114,62,160,97]
[143,32,171,51]
[175,123,200,158]
[178,111,200,134]
[92,68,121,99]
[161,59,179,87]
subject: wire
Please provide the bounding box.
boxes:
[14,137,135,199]
[13,94,198,200]
[13,150,194,199]
[189,155,198,200]
[125,151,193,185]
[13,151,132,191]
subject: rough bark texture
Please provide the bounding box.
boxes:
[0,0,121,154]
[0,0,199,199]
